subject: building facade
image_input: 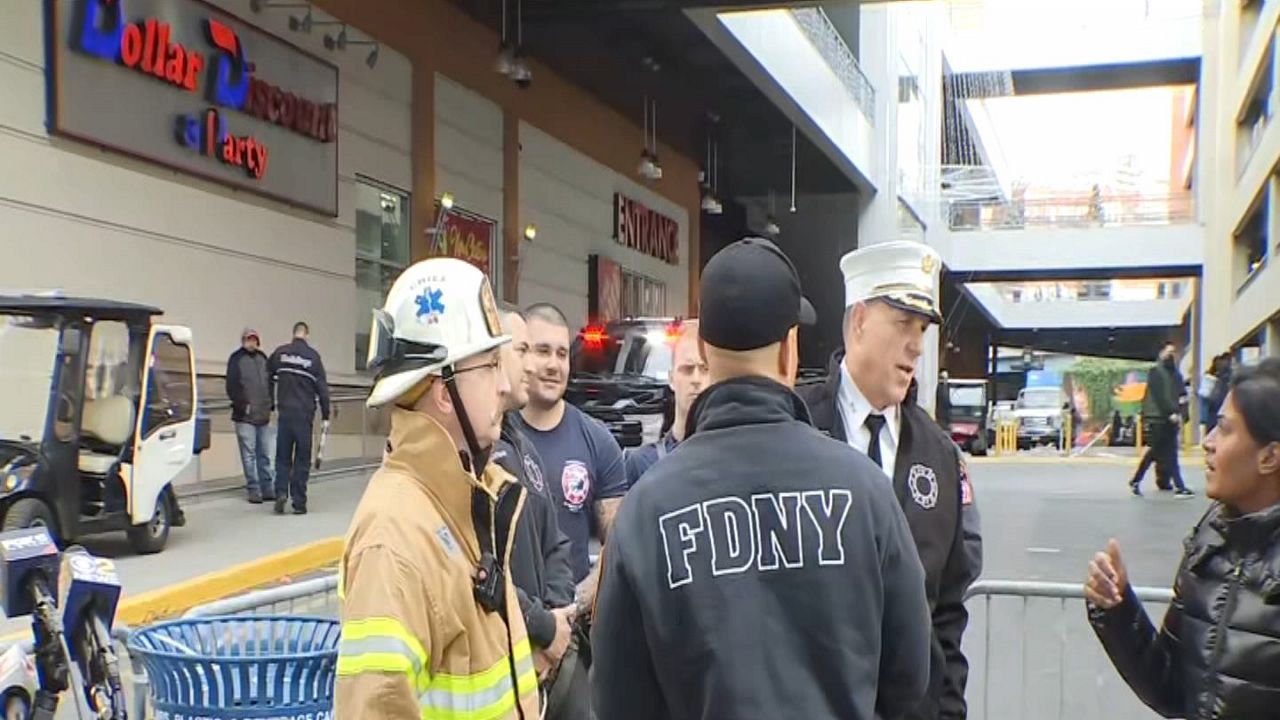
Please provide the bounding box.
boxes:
[2,0,700,481]
[1200,0,1280,363]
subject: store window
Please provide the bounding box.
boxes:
[620,270,667,317]
[355,178,411,372]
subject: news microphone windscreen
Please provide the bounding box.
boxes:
[0,528,59,618]
[60,548,122,656]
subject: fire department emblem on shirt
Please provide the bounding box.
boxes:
[524,452,546,494]
[561,460,591,512]
[908,464,938,510]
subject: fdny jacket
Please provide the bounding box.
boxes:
[268,338,331,423]
[592,377,931,720]
[494,413,576,650]
[797,353,983,720]
[336,408,540,720]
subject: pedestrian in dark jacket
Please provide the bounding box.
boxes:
[226,328,275,503]
[796,240,983,720]
[493,311,577,679]
[268,321,330,515]
[1087,357,1280,720]
[1131,342,1193,496]
[592,238,931,720]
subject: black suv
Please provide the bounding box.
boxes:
[568,317,680,448]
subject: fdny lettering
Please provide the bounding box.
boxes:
[660,489,852,589]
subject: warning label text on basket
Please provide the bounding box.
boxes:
[151,707,332,712]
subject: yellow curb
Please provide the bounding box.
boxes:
[0,536,343,645]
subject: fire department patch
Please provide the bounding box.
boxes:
[959,459,974,506]
[908,464,939,510]
[524,452,546,494]
[561,460,591,512]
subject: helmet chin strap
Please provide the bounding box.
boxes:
[441,366,491,476]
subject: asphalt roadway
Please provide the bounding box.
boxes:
[965,457,1209,720]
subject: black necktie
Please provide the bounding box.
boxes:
[864,414,887,469]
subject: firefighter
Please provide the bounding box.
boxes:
[592,237,932,720]
[336,258,540,719]
[796,240,984,720]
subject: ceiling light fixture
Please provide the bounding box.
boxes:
[511,0,532,88]
[789,125,798,214]
[523,224,538,241]
[707,140,723,215]
[288,8,313,32]
[764,189,780,236]
[638,95,656,179]
[494,0,515,76]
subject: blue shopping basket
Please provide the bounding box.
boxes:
[127,616,340,719]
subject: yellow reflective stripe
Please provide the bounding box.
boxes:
[420,639,535,720]
[337,617,430,690]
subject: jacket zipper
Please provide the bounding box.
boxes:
[1204,562,1244,719]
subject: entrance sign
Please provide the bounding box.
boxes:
[46,0,340,216]
[614,193,679,265]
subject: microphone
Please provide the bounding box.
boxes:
[60,547,127,719]
[0,528,69,719]
[0,527,60,618]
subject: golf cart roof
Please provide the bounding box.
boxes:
[0,294,162,322]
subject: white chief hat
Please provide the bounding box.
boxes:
[839,240,943,324]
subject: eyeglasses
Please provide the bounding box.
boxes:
[452,356,502,377]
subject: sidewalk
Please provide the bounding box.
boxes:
[177,456,380,505]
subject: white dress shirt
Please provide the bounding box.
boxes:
[836,367,901,481]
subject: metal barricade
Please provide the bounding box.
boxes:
[184,574,341,620]
[964,580,1173,720]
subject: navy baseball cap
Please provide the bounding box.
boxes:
[699,237,817,351]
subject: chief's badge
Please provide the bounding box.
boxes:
[908,463,939,510]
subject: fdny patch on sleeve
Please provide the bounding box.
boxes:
[959,457,975,506]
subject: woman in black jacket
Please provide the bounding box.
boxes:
[1085,357,1280,719]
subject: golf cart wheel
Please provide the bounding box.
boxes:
[127,487,172,555]
[2,690,28,720]
[2,498,56,537]
[971,437,988,456]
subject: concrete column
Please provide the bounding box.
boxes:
[1189,276,1202,443]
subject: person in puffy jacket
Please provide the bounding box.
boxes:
[226,328,275,503]
[1086,357,1280,720]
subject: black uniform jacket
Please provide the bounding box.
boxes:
[592,376,932,720]
[796,353,983,720]
[494,414,575,649]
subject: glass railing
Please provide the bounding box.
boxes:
[948,191,1195,231]
[790,7,875,123]
[193,376,388,487]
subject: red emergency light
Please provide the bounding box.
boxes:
[581,326,607,348]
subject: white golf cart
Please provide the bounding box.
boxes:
[0,294,206,554]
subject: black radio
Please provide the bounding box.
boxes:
[473,552,505,613]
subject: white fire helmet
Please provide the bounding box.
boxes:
[366,258,510,408]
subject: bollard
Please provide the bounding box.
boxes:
[996,421,1018,455]
[1062,411,1073,456]
[1136,414,1144,448]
